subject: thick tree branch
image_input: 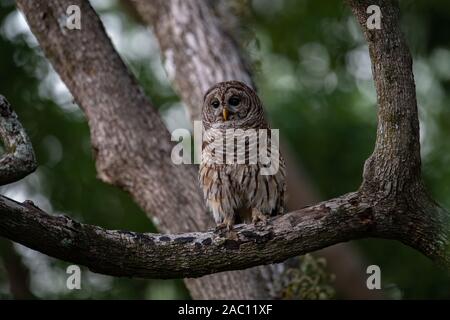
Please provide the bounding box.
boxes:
[0,185,448,277]
[0,96,36,186]
[0,191,375,278]
[347,0,450,263]
[348,0,422,196]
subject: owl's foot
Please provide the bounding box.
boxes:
[214,222,228,233]
[214,221,238,240]
[252,208,268,226]
[226,230,238,241]
[214,221,234,233]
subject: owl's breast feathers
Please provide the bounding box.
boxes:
[199,127,286,225]
[201,127,278,165]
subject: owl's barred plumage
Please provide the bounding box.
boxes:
[199,81,286,230]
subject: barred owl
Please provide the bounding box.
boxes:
[199,81,286,231]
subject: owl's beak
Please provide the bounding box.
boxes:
[222,108,229,121]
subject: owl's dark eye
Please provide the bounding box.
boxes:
[228,96,240,107]
[211,100,220,108]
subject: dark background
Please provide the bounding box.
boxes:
[0,0,449,299]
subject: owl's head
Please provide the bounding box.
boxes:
[202,81,266,129]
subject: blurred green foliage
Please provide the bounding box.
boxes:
[281,254,336,299]
[0,0,449,299]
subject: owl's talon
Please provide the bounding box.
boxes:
[226,230,238,241]
[253,218,268,227]
[252,209,268,226]
[214,221,237,239]
[224,221,238,240]
[214,223,227,234]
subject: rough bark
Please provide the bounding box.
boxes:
[0,96,36,185]
[0,190,375,278]
[349,0,422,195]
[2,0,449,295]
[347,0,450,262]
[0,185,448,277]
